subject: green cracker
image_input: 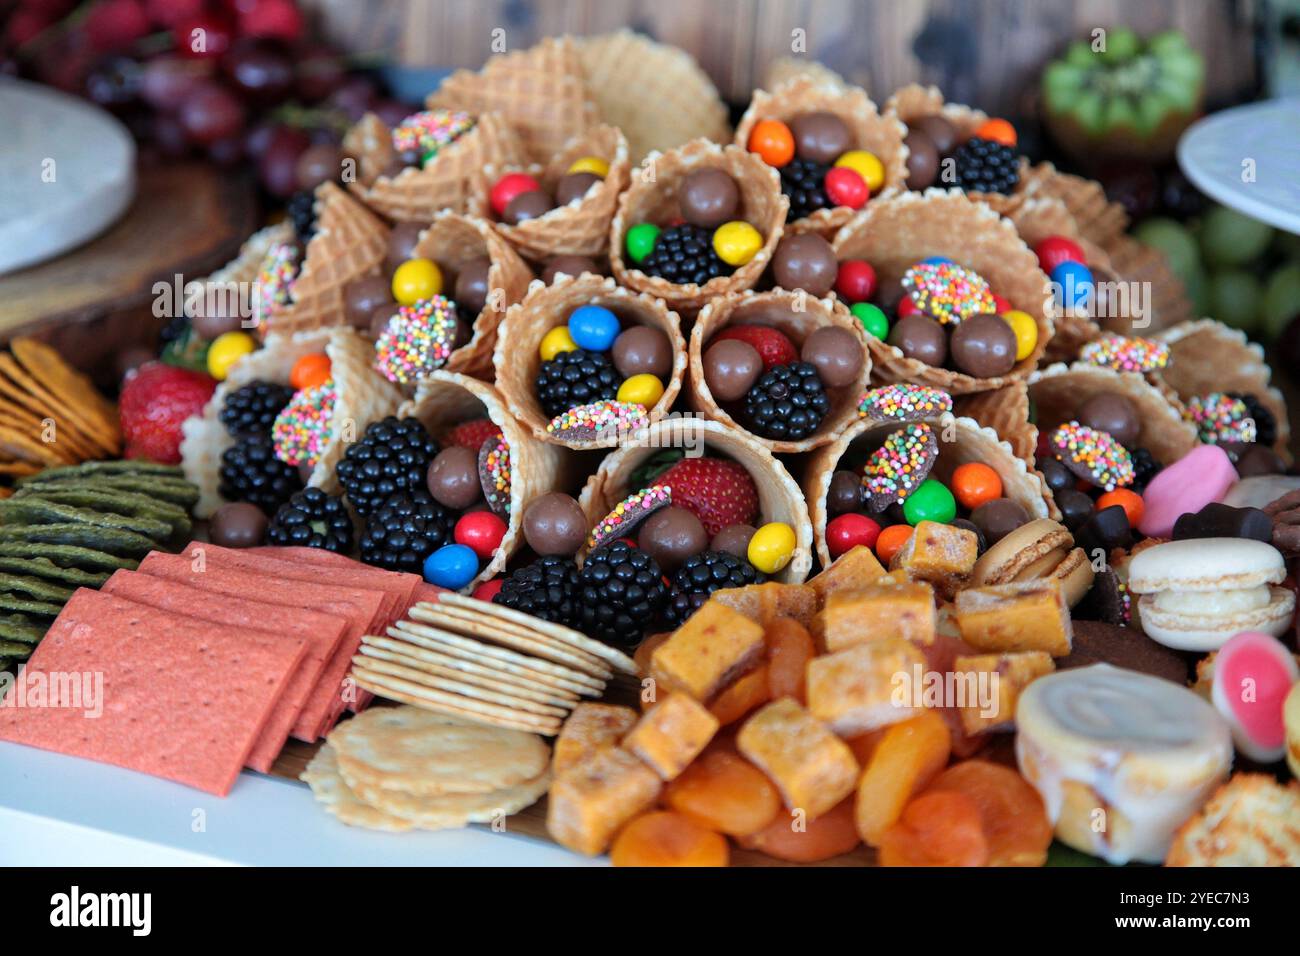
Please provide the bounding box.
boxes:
[0,522,156,555]
[0,595,63,618]
[13,487,191,537]
[0,542,140,572]
[0,572,74,603]
[0,498,172,541]
[0,614,46,645]
[0,557,111,587]
[16,460,185,484]
[0,641,33,658]
[23,474,202,508]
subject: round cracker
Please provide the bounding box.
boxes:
[411,601,613,678]
[300,743,414,832]
[351,655,569,718]
[359,639,579,705]
[350,770,551,830]
[351,676,562,736]
[390,621,605,692]
[350,668,564,735]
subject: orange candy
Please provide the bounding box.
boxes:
[765,617,815,704]
[290,353,331,390]
[875,524,913,565]
[1096,488,1144,528]
[951,462,1003,510]
[610,811,730,867]
[878,790,989,866]
[738,796,861,863]
[974,118,1017,147]
[925,760,1052,866]
[709,664,771,725]
[665,747,781,836]
[748,119,795,167]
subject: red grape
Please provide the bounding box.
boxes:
[85,55,142,107]
[328,75,378,122]
[144,0,206,29]
[243,119,281,160]
[179,82,247,145]
[7,9,54,48]
[258,125,311,197]
[84,0,151,53]
[238,0,305,44]
[207,135,246,167]
[140,55,209,111]
[371,98,412,128]
[151,113,191,158]
[221,38,294,105]
[295,45,347,102]
[174,12,235,60]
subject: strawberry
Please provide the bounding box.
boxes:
[445,418,502,450]
[713,325,798,370]
[655,457,759,538]
[119,362,217,464]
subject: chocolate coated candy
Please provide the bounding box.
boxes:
[790,111,852,164]
[344,274,395,330]
[637,505,709,573]
[1172,502,1273,543]
[542,255,601,284]
[702,338,762,402]
[612,325,673,379]
[522,492,587,556]
[1070,570,1128,628]
[800,326,863,388]
[503,190,554,225]
[903,129,938,190]
[453,256,492,316]
[771,233,838,297]
[950,314,1017,378]
[556,171,602,206]
[209,502,268,548]
[970,497,1029,545]
[386,222,424,272]
[1038,456,1073,494]
[888,314,947,367]
[911,115,958,155]
[1077,393,1139,448]
[1074,504,1132,557]
[1226,443,1286,478]
[1054,487,1094,531]
[679,168,740,228]
[426,446,482,509]
[368,301,397,338]
[827,469,865,517]
[711,523,757,559]
[951,517,987,554]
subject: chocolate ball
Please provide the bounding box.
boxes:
[903,129,938,190]
[190,298,244,340]
[542,255,601,284]
[638,506,708,573]
[296,143,344,192]
[555,171,601,206]
[827,470,865,516]
[385,222,424,273]
[911,115,958,155]
[503,189,553,225]
[801,325,864,388]
[426,446,481,509]
[772,233,838,297]
[950,314,1017,378]
[368,301,398,339]
[790,111,852,164]
[680,168,739,228]
[1232,444,1286,478]
[711,523,756,559]
[522,492,587,556]
[453,256,492,316]
[971,497,1030,545]
[1038,456,1073,494]
[702,339,762,402]
[210,502,268,548]
[1077,393,1139,448]
[951,517,987,554]
[889,314,947,367]
[1054,488,1095,531]
[344,274,394,330]
[612,325,673,379]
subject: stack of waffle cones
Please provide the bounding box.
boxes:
[610,139,788,313]
[578,418,813,583]
[494,274,686,449]
[735,77,909,237]
[688,289,871,453]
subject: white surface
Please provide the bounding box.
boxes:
[1178,98,1300,235]
[0,742,602,867]
[0,78,136,276]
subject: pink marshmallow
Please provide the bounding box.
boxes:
[1211,630,1299,763]
[1139,444,1238,538]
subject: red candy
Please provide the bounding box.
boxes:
[826,513,881,558]
[824,166,869,209]
[472,578,504,602]
[897,296,920,319]
[951,463,1003,510]
[454,511,508,559]
[490,173,542,217]
[992,294,1012,314]
[834,259,877,304]
[714,324,798,369]
[1034,236,1086,275]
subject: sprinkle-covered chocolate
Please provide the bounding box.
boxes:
[1049,421,1135,491]
[374,295,458,383]
[858,384,953,423]
[545,400,648,443]
[900,261,995,325]
[272,379,337,469]
[1184,392,1258,445]
[252,242,299,323]
[477,434,512,517]
[862,422,939,509]
[1078,333,1170,373]
[587,485,672,551]
[392,110,474,163]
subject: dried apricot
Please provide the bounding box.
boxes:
[765,617,815,703]
[665,747,781,836]
[738,796,861,863]
[610,811,730,867]
[924,760,1051,866]
[844,729,884,765]
[878,790,989,866]
[854,710,951,846]
[709,664,771,725]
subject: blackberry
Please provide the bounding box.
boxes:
[952,137,1020,194]
[534,349,621,419]
[286,190,317,245]
[336,416,440,517]
[267,487,353,552]
[742,361,831,441]
[494,556,580,626]
[220,380,295,437]
[663,550,763,627]
[1228,392,1277,447]
[779,157,831,220]
[639,224,734,287]
[159,314,190,345]
[219,434,303,513]
[1128,447,1162,494]
[574,541,668,647]
[358,490,452,573]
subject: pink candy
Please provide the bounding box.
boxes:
[1139,444,1238,538]
[1211,631,1299,762]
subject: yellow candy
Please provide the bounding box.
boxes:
[617,373,665,408]
[712,221,763,267]
[1002,309,1038,361]
[835,150,884,192]
[540,325,578,361]
[207,331,256,381]
[567,155,610,178]
[747,521,797,574]
[392,258,443,305]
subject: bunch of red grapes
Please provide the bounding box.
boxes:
[3,0,413,196]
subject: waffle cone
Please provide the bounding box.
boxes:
[1103,232,1196,333]
[884,83,987,139]
[831,189,1054,393]
[400,371,565,589]
[203,220,294,289]
[266,183,389,337]
[408,211,533,379]
[345,112,529,223]
[427,37,599,164]
[688,289,871,453]
[1016,162,1129,250]
[181,327,403,518]
[494,274,686,449]
[802,413,1050,568]
[764,57,848,93]
[734,77,908,238]
[610,139,788,313]
[469,125,631,263]
[1153,319,1292,462]
[578,418,813,583]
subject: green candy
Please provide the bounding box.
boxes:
[851,302,889,340]
[903,478,956,526]
[625,223,661,264]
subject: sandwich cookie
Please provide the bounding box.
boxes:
[970,517,1094,608]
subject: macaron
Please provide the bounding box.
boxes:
[1139,444,1238,538]
[1205,631,1300,763]
[970,518,1093,608]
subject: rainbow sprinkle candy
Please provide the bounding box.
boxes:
[587,485,672,551]
[272,379,337,469]
[900,262,995,325]
[862,422,939,507]
[546,400,649,443]
[374,296,459,384]
[858,384,953,422]
[391,110,475,164]
[1079,334,1170,373]
[1049,421,1134,491]
[1185,393,1257,445]
[478,435,512,517]
[252,242,299,326]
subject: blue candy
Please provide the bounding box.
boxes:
[567,304,620,352]
[1051,260,1095,310]
[921,256,955,266]
[424,544,479,590]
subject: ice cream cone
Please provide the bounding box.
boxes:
[688,288,871,453]
[734,77,908,238]
[764,57,848,93]
[610,139,788,313]
[578,417,813,583]
[831,188,1055,394]
[494,274,686,449]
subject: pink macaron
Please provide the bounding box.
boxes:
[1140,444,1238,538]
